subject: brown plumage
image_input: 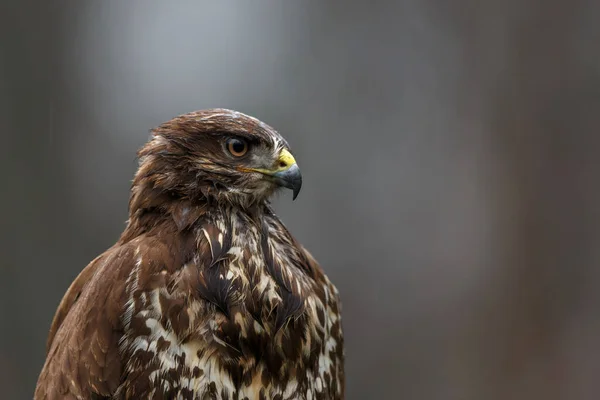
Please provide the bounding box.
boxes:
[35,109,345,399]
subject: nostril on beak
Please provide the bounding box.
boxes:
[279,161,288,168]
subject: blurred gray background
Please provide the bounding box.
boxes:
[1,0,600,399]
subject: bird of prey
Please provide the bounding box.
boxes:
[34,109,344,400]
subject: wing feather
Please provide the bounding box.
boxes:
[35,244,136,400]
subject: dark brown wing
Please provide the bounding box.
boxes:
[34,244,136,400]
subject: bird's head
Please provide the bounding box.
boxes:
[132,109,302,210]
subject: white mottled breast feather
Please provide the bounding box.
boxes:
[118,210,343,399]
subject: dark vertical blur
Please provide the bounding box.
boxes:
[1,1,599,398]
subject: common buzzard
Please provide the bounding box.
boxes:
[35,109,344,399]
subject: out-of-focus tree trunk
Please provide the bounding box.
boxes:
[0,0,68,395]
[456,0,600,398]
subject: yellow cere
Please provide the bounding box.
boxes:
[248,149,297,175]
[275,149,297,172]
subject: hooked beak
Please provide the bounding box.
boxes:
[244,148,303,200]
[272,163,302,200]
[270,148,302,200]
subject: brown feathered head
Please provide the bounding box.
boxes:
[130,109,302,212]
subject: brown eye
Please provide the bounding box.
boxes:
[226,138,248,157]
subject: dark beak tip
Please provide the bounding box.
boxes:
[273,164,302,201]
[292,186,301,201]
[291,171,302,201]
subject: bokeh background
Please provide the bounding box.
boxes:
[2,0,600,399]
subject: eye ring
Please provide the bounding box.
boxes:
[226,138,249,157]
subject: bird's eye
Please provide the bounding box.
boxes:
[226,138,249,157]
